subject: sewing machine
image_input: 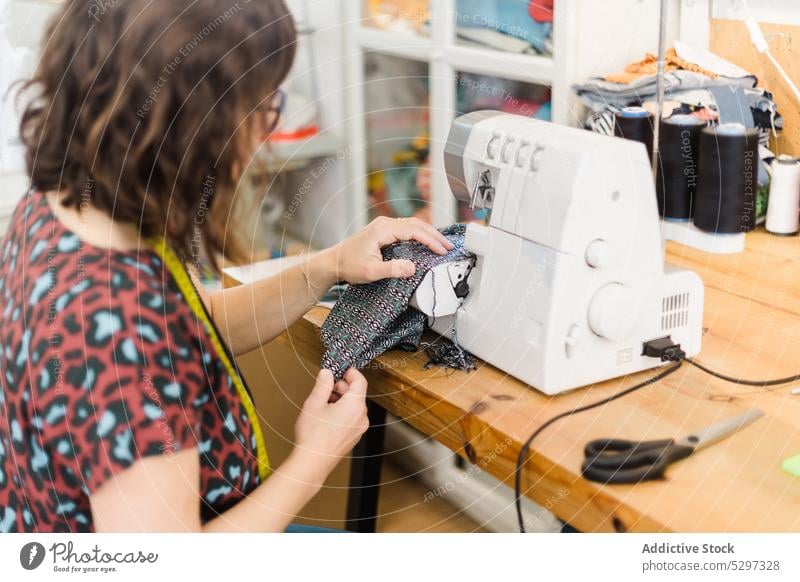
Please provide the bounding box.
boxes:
[410,111,704,395]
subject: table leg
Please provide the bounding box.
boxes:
[345,400,387,532]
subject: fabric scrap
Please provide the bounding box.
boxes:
[708,85,754,127]
[321,224,474,381]
[604,48,720,84]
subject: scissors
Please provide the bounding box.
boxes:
[582,409,764,484]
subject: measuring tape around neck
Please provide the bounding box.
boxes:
[149,238,270,482]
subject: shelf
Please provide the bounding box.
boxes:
[445,44,554,85]
[354,26,436,62]
[354,26,555,85]
[256,131,345,173]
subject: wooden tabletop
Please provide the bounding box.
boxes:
[239,229,800,532]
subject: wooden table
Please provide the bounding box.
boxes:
[236,229,800,532]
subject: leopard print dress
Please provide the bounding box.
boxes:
[0,190,265,532]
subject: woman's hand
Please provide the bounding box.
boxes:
[293,369,370,481]
[308,216,454,287]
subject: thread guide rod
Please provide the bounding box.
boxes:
[652,0,668,179]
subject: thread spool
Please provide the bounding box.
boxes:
[694,123,760,234]
[656,115,705,220]
[614,107,654,160]
[765,155,800,235]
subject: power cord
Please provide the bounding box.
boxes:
[514,360,684,533]
[684,358,800,387]
[514,335,800,533]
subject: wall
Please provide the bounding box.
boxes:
[713,0,800,26]
[710,17,800,156]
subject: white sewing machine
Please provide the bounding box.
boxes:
[410,111,704,395]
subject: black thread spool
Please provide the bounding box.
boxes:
[656,115,705,220]
[614,107,654,160]
[694,123,760,234]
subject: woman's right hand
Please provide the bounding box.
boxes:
[293,368,369,480]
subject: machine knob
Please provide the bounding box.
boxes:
[588,283,640,341]
[585,239,610,269]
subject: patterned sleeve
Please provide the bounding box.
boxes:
[40,284,210,495]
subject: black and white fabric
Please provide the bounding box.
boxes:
[320,224,473,381]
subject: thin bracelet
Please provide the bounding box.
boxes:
[299,258,327,298]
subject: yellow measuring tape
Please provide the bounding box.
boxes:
[149,238,271,481]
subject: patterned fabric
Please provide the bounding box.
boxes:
[0,190,261,532]
[321,224,473,380]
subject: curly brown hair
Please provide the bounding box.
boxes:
[18,0,296,270]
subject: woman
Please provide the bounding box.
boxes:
[0,0,452,532]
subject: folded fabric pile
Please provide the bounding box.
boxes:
[321,224,475,381]
[604,47,720,84]
[575,71,756,111]
[574,42,783,149]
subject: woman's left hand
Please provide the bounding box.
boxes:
[311,216,454,286]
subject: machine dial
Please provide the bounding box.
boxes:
[588,283,640,341]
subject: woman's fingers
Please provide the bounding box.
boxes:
[341,368,368,400]
[377,217,454,255]
[317,370,366,404]
[329,379,350,403]
[307,369,335,405]
[405,218,453,253]
[335,216,457,284]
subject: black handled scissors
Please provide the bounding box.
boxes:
[582,409,764,484]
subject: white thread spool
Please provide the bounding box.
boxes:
[766,155,800,235]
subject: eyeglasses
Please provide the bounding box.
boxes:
[264,88,286,135]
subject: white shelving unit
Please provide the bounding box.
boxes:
[341,0,683,229]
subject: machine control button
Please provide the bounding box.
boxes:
[487,136,499,159]
[585,239,610,268]
[515,140,530,167]
[501,137,515,163]
[588,283,640,341]
[565,324,585,347]
[529,144,544,171]
[564,324,586,358]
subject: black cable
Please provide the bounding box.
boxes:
[685,358,800,387]
[514,361,683,533]
[512,343,800,533]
